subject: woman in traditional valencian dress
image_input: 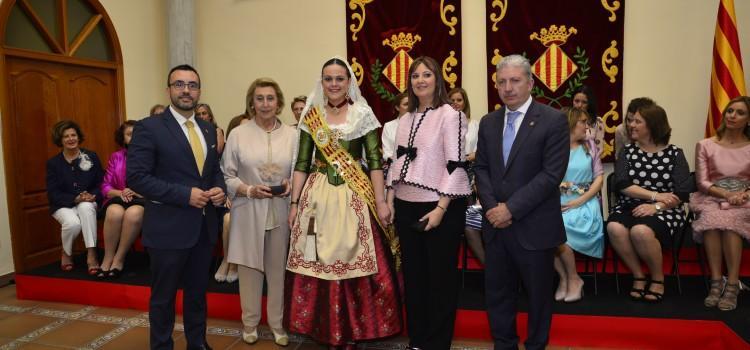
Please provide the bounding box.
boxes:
[285,57,402,349]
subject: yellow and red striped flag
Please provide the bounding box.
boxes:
[706,0,746,137]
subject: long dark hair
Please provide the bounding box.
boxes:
[573,85,598,124]
[406,56,450,112]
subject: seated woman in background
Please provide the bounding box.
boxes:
[449,87,485,264]
[554,107,604,303]
[99,120,145,278]
[690,95,750,311]
[381,92,409,164]
[196,103,225,154]
[195,102,236,283]
[572,85,605,151]
[614,97,655,159]
[149,104,165,116]
[46,120,104,274]
[607,103,692,303]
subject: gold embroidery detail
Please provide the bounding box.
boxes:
[601,100,619,158]
[490,0,508,32]
[348,0,373,42]
[440,0,458,36]
[442,51,458,88]
[530,25,577,47]
[490,48,503,91]
[602,40,620,83]
[601,0,621,22]
[351,57,364,86]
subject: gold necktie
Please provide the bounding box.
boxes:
[185,120,204,175]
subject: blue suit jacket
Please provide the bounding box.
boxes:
[474,100,569,251]
[126,110,226,249]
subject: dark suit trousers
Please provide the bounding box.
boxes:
[484,229,554,350]
[395,198,466,350]
[148,220,213,350]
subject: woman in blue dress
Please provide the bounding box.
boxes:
[554,107,604,302]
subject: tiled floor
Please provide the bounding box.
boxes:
[0,283,611,349]
[0,282,494,349]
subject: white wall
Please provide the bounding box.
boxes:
[0,0,749,273]
[99,0,168,119]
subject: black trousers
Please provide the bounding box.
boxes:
[394,198,466,350]
[147,220,213,350]
[484,229,555,350]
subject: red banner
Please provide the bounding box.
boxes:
[705,0,746,137]
[346,0,462,124]
[486,0,624,162]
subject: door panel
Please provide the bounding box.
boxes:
[5,56,120,272]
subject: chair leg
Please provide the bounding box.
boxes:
[672,247,682,295]
[461,235,467,289]
[697,244,709,291]
[613,252,620,295]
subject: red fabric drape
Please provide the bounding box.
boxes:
[486,0,624,162]
[346,0,462,125]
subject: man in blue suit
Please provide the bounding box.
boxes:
[127,64,226,350]
[474,55,569,350]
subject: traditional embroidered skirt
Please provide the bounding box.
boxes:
[284,172,402,345]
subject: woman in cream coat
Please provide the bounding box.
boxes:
[222,78,296,346]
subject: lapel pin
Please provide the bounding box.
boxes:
[529,121,536,127]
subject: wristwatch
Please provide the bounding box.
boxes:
[654,203,663,212]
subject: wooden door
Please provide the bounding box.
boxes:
[1,0,124,273]
[5,57,120,272]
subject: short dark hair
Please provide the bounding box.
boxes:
[637,103,671,145]
[626,97,655,115]
[167,64,201,87]
[51,120,84,147]
[716,95,750,140]
[114,120,137,148]
[407,56,450,112]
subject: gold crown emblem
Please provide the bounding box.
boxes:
[529,25,577,47]
[382,32,422,52]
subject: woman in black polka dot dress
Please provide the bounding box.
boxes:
[607,103,693,303]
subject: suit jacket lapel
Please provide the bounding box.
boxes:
[504,102,541,172]
[163,110,201,176]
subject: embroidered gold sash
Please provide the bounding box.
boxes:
[302,107,401,270]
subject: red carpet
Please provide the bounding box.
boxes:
[16,274,750,349]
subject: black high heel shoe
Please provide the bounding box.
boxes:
[630,277,647,301]
[108,268,122,279]
[643,279,664,303]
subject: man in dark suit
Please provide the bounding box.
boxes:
[474,54,569,350]
[127,64,226,350]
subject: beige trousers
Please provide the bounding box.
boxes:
[238,226,288,332]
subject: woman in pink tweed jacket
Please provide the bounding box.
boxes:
[386,56,472,350]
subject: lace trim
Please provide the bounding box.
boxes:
[393,179,470,199]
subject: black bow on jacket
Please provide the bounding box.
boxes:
[446,160,470,174]
[397,145,417,160]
